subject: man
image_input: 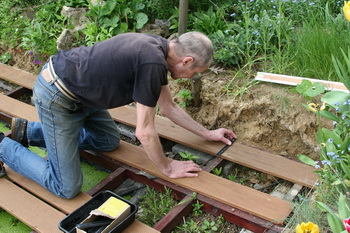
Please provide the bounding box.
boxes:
[0,31,236,199]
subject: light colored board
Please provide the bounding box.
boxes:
[109,106,318,188]
[255,72,349,93]
[0,178,64,233]
[0,63,36,89]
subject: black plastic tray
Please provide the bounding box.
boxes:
[59,190,138,233]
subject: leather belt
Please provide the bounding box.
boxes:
[42,57,78,102]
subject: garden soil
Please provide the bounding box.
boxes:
[1,45,332,161]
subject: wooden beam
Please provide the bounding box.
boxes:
[178,0,189,35]
[255,72,349,93]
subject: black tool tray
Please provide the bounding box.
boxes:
[59,190,138,233]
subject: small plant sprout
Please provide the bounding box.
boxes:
[178,151,199,162]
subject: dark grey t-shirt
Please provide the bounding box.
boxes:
[52,33,169,109]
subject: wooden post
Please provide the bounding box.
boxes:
[178,0,202,107]
[178,0,189,35]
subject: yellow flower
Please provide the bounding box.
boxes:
[344,1,350,22]
[308,103,318,112]
[296,222,320,233]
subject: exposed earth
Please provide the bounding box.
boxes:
[1,45,332,162]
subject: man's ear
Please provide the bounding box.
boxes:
[182,57,194,67]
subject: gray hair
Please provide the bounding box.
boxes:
[172,31,213,68]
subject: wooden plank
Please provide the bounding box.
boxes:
[0,178,64,233]
[5,165,90,214]
[255,72,349,93]
[0,63,318,188]
[103,142,293,223]
[109,106,318,188]
[0,94,293,223]
[5,166,159,232]
[0,63,36,90]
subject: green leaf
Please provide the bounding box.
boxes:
[322,91,350,112]
[338,194,350,219]
[341,161,350,180]
[135,13,148,29]
[296,79,313,96]
[297,154,315,166]
[321,128,342,145]
[318,110,340,121]
[327,213,344,233]
[317,201,343,233]
[101,0,117,16]
[305,82,326,97]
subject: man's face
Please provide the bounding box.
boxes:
[169,57,208,80]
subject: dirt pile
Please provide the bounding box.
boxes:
[170,73,332,161]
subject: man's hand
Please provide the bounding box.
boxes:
[162,159,202,178]
[207,128,237,145]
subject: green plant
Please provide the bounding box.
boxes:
[192,200,203,216]
[317,194,350,233]
[177,89,193,108]
[201,219,218,232]
[212,167,222,176]
[295,79,326,102]
[228,168,240,181]
[0,53,12,64]
[190,6,228,35]
[178,151,198,162]
[139,186,177,226]
[20,1,68,55]
[332,48,350,91]
[84,0,148,45]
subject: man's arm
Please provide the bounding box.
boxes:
[157,85,236,145]
[135,102,202,178]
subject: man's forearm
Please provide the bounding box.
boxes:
[136,127,171,175]
[163,103,210,139]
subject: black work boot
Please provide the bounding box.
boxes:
[11,118,28,147]
[0,162,6,177]
[0,133,6,177]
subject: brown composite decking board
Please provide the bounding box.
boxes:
[0,178,65,233]
[0,63,35,90]
[0,94,293,223]
[109,106,318,188]
[0,63,318,188]
[3,166,160,233]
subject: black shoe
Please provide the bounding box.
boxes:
[0,162,6,177]
[0,132,4,143]
[11,118,28,147]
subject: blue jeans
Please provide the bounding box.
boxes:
[0,63,120,198]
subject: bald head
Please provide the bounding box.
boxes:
[171,31,214,68]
